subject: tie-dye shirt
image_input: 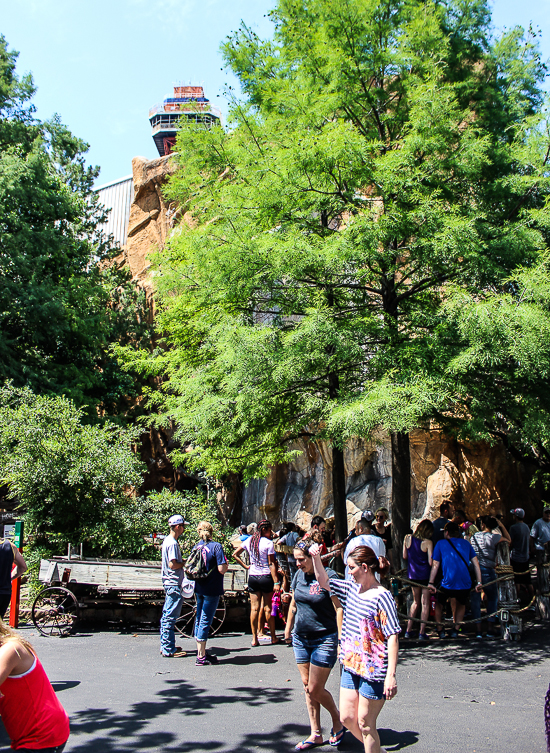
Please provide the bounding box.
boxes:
[329,580,400,681]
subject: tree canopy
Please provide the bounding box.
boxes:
[0,35,151,418]
[0,384,143,548]
[122,0,550,541]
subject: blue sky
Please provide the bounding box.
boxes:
[1,0,549,186]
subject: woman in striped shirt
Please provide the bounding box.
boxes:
[310,544,400,753]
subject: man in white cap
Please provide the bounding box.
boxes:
[509,508,533,599]
[342,511,386,580]
[160,514,189,657]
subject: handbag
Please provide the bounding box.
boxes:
[447,538,476,588]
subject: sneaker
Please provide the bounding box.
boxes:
[404,631,411,639]
[438,630,446,639]
[161,650,187,658]
[196,655,215,666]
[418,633,429,641]
[205,651,218,664]
[450,630,459,639]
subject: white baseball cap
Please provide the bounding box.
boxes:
[168,514,189,526]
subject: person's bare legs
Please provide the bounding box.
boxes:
[249,592,262,645]
[406,586,421,633]
[420,587,430,634]
[340,688,361,742]
[340,687,386,752]
[434,601,445,634]
[357,694,386,753]
[258,593,266,639]
[297,663,322,744]
[262,591,278,642]
[306,664,342,736]
[453,602,466,631]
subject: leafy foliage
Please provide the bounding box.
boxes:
[90,487,236,560]
[0,384,143,547]
[120,1,550,516]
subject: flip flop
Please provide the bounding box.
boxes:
[329,727,346,747]
[295,737,324,750]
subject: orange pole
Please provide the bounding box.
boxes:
[8,522,23,628]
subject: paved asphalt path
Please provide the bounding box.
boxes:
[1,622,547,753]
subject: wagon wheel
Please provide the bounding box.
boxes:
[32,586,78,637]
[175,595,226,638]
[174,597,196,638]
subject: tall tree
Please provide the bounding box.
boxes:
[131,0,550,548]
[0,35,151,418]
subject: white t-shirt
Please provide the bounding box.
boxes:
[243,536,275,576]
[344,534,386,581]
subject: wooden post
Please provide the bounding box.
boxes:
[8,521,24,629]
[496,539,522,640]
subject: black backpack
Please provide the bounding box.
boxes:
[184,543,214,580]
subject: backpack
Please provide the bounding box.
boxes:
[184,543,214,580]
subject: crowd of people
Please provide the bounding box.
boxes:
[401,503,550,639]
[0,504,546,753]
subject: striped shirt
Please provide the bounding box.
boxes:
[329,580,400,682]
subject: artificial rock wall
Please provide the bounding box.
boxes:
[119,155,542,526]
[239,429,541,530]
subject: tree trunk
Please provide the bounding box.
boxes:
[332,444,347,544]
[390,431,411,570]
[327,365,347,546]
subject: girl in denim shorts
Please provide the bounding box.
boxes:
[310,544,400,753]
[284,538,345,751]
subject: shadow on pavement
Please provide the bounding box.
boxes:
[52,681,81,692]
[339,727,419,751]
[400,623,548,673]
[67,680,295,752]
[221,653,278,665]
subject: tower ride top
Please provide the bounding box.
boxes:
[149,85,221,157]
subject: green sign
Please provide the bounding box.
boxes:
[14,521,23,549]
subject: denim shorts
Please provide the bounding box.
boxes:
[292,631,338,668]
[340,668,385,700]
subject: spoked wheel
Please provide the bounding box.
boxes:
[32,586,78,637]
[175,595,226,638]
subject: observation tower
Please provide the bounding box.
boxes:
[149,85,221,157]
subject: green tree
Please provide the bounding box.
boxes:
[442,256,550,481]
[0,35,151,417]
[129,0,550,549]
[0,384,143,548]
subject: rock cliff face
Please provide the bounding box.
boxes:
[240,429,541,529]
[119,155,542,527]
[114,154,178,298]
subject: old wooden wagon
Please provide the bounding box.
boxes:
[32,557,248,637]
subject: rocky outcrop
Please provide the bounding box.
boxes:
[115,155,178,296]
[241,429,541,529]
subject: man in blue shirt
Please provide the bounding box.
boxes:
[428,521,482,638]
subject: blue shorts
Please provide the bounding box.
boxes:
[340,668,385,700]
[292,631,338,668]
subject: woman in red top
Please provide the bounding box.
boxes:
[0,624,69,751]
